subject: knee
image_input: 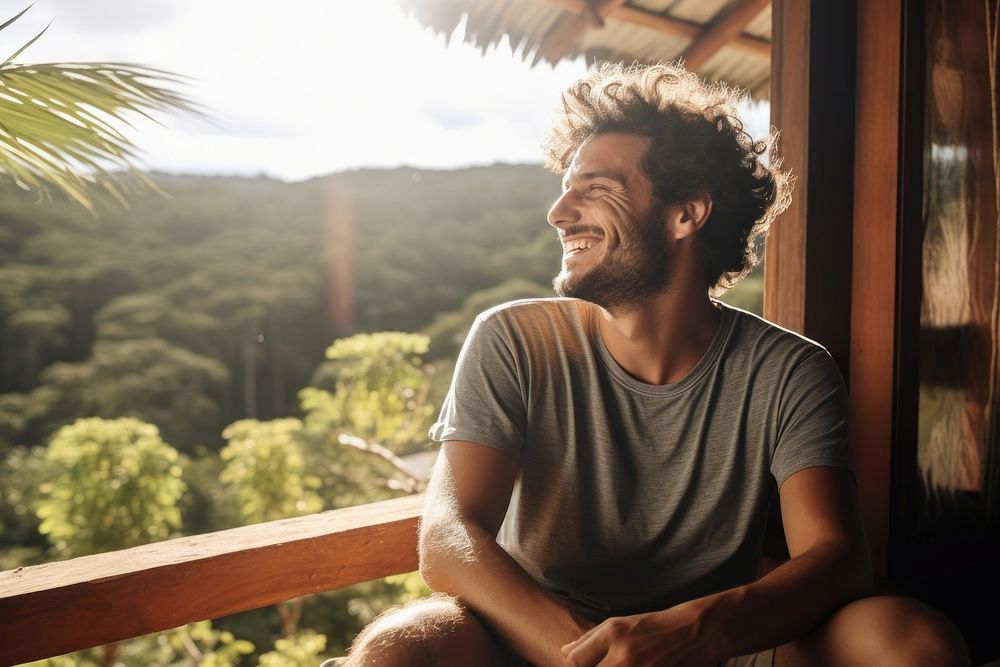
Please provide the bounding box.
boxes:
[832,595,970,667]
[885,597,969,667]
[345,596,485,667]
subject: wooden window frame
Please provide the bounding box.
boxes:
[766,0,922,575]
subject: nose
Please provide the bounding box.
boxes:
[547,189,580,229]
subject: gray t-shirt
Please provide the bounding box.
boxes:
[429,298,851,619]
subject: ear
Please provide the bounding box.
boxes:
[670,192,713,241]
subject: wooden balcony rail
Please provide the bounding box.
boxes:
[0,494,425,666]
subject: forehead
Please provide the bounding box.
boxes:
[564,132,653,184]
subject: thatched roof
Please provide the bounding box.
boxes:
[400,0,772,98]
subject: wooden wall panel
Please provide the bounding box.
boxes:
[850,0,904,576]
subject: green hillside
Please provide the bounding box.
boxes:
[0,164,565,452]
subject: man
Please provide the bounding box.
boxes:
[344,63,968,666]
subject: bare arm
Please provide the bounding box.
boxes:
[563,466,872,665]
[420,440,593,667]
[692,466,873,657]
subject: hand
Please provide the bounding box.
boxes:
[560,604,721,667]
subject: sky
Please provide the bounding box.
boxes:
[9,0,770,182]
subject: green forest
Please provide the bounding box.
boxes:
[0,164,763,664]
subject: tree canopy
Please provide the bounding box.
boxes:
[36,417,185,557]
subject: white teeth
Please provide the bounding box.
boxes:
[565,239,596,252]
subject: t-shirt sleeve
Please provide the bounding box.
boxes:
[771,348,853,487]
[428,315,526,460]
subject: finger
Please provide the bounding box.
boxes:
[562,621,603,654]
[574,621,604,644]
[564,629,610,667]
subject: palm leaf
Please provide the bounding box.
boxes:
[0,7,202,210]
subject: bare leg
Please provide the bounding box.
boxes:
[344,594,521,667]
[775,595,970,667]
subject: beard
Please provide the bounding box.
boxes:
[553,202,673,312]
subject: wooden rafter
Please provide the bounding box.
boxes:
[579,0,606,28]
[680,0,771,70]
[535,0,628,64]
[540,0,771,58]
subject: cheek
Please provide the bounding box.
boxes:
[594,200,635,241]
[600,194,632,219]
[608,216,643,251]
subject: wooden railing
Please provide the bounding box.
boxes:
[0,494,425,665]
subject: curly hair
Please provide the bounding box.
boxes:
[542,62,792,295]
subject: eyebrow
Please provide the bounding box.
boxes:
[562,170,628,189]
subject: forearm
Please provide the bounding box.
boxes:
[420,518,592,667]
[689,542,873,660]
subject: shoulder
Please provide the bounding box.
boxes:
[467,298,594,361]
[717,302,844,396]
[475,297,590,331]
[718,301,833,366]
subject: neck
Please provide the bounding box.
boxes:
[595,285,722,386]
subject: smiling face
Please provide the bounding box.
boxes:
[548,132,674,311]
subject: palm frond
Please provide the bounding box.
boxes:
[3,19,50,66]
[0,6,202,210]
[0,5,34,33]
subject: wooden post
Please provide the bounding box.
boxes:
[765,0,857,375]
[764,0,808,336]
[849,0,915,576]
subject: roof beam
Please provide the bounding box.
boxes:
[680,0,771,70]
[536,0,628,65]
[579,0,607,28]
[540,0,771,59]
